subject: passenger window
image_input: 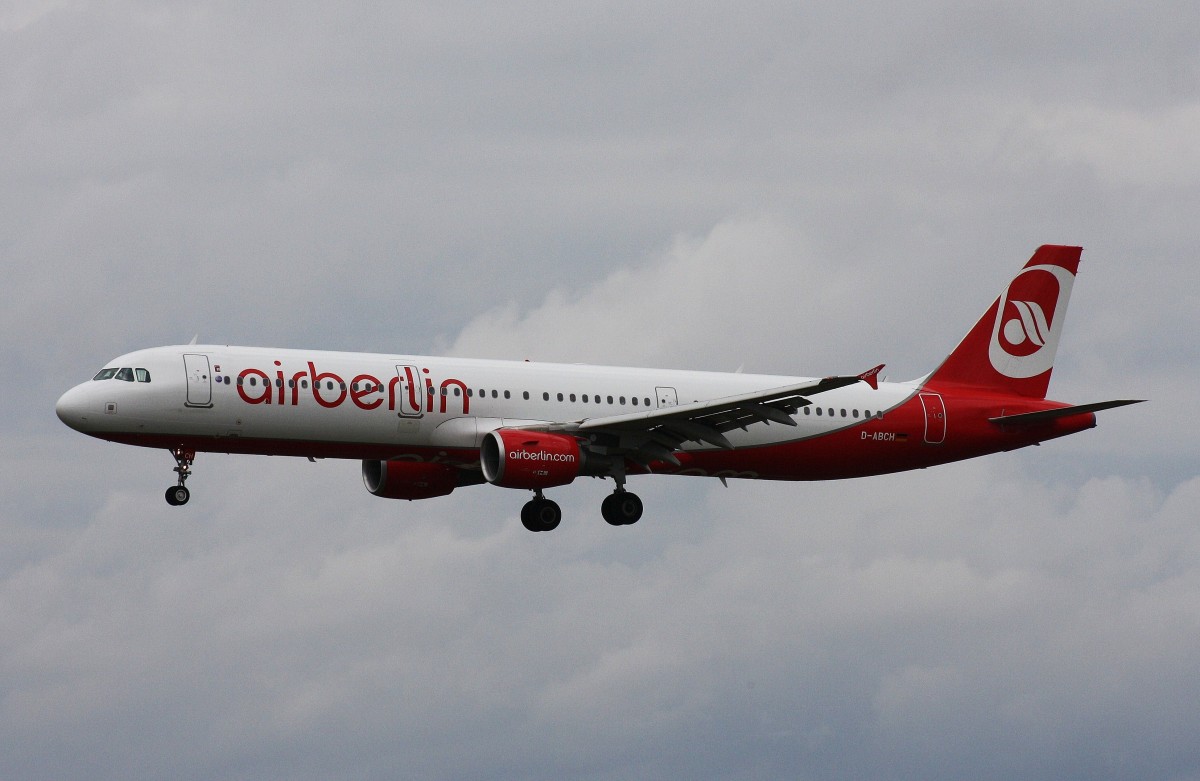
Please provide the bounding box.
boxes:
[852,409,859,418]
[115,367,134,382]
[632,397,639,406]
[135,368,151,383]
[816,408,822,416]
[93,368,118,381]
[620,396,626,405]
[523,391,529,400]
[570,393,576,402]
[557,393,563,402]
[803,407,811,415]
[607,395,614,404]
[504,390,510,399]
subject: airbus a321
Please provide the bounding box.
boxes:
[57,245,1141,531]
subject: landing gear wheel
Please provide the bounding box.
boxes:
[601,491,643,526]
[520,498,562,532]
[165,485,190,506]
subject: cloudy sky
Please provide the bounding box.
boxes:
[3,1,1199,779]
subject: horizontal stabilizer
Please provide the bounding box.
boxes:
[989,399,1145,426]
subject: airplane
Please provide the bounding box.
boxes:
[56,245,1142,531]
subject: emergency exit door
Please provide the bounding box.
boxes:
[919,392,946,444]
[183,354,213,408]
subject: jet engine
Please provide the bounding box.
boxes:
[362,459,460,500]
[480,429,584,490]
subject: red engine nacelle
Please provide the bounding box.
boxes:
[480,429,584,490]
[362,460,460,500]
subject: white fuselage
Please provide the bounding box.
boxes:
[56,345,911,459]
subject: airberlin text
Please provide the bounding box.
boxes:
[235,361,469,415]
[509,450,576,463]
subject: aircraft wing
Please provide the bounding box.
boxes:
[530,371,875,468]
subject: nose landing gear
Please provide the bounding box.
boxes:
[165,447,195,506]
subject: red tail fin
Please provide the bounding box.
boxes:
[925,245,1082,399]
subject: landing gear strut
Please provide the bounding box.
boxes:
[521,491,561,532]
[600,468,642,526]
[165,446,195,506]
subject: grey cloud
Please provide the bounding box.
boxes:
[3,461,1198,780]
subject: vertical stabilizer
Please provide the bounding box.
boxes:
[925,245,1081,399]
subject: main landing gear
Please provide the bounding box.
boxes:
[601,489,643,527]
[165,446,194,506]
[600,472,643,527]
[521,491,562,532]
[519,485,644,532]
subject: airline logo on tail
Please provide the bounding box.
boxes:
[988,264,1075,379]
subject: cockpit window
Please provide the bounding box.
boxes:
[93,368,119,381]
[135,368,151,383]
[115,368,134,382]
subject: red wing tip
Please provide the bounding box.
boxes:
[857,364,885,390]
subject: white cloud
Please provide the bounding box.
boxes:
[444,215,917,377]
[0,0,66,32]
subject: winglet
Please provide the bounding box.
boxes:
[858,364,885,390]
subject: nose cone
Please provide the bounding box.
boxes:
[56,384,92,432]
